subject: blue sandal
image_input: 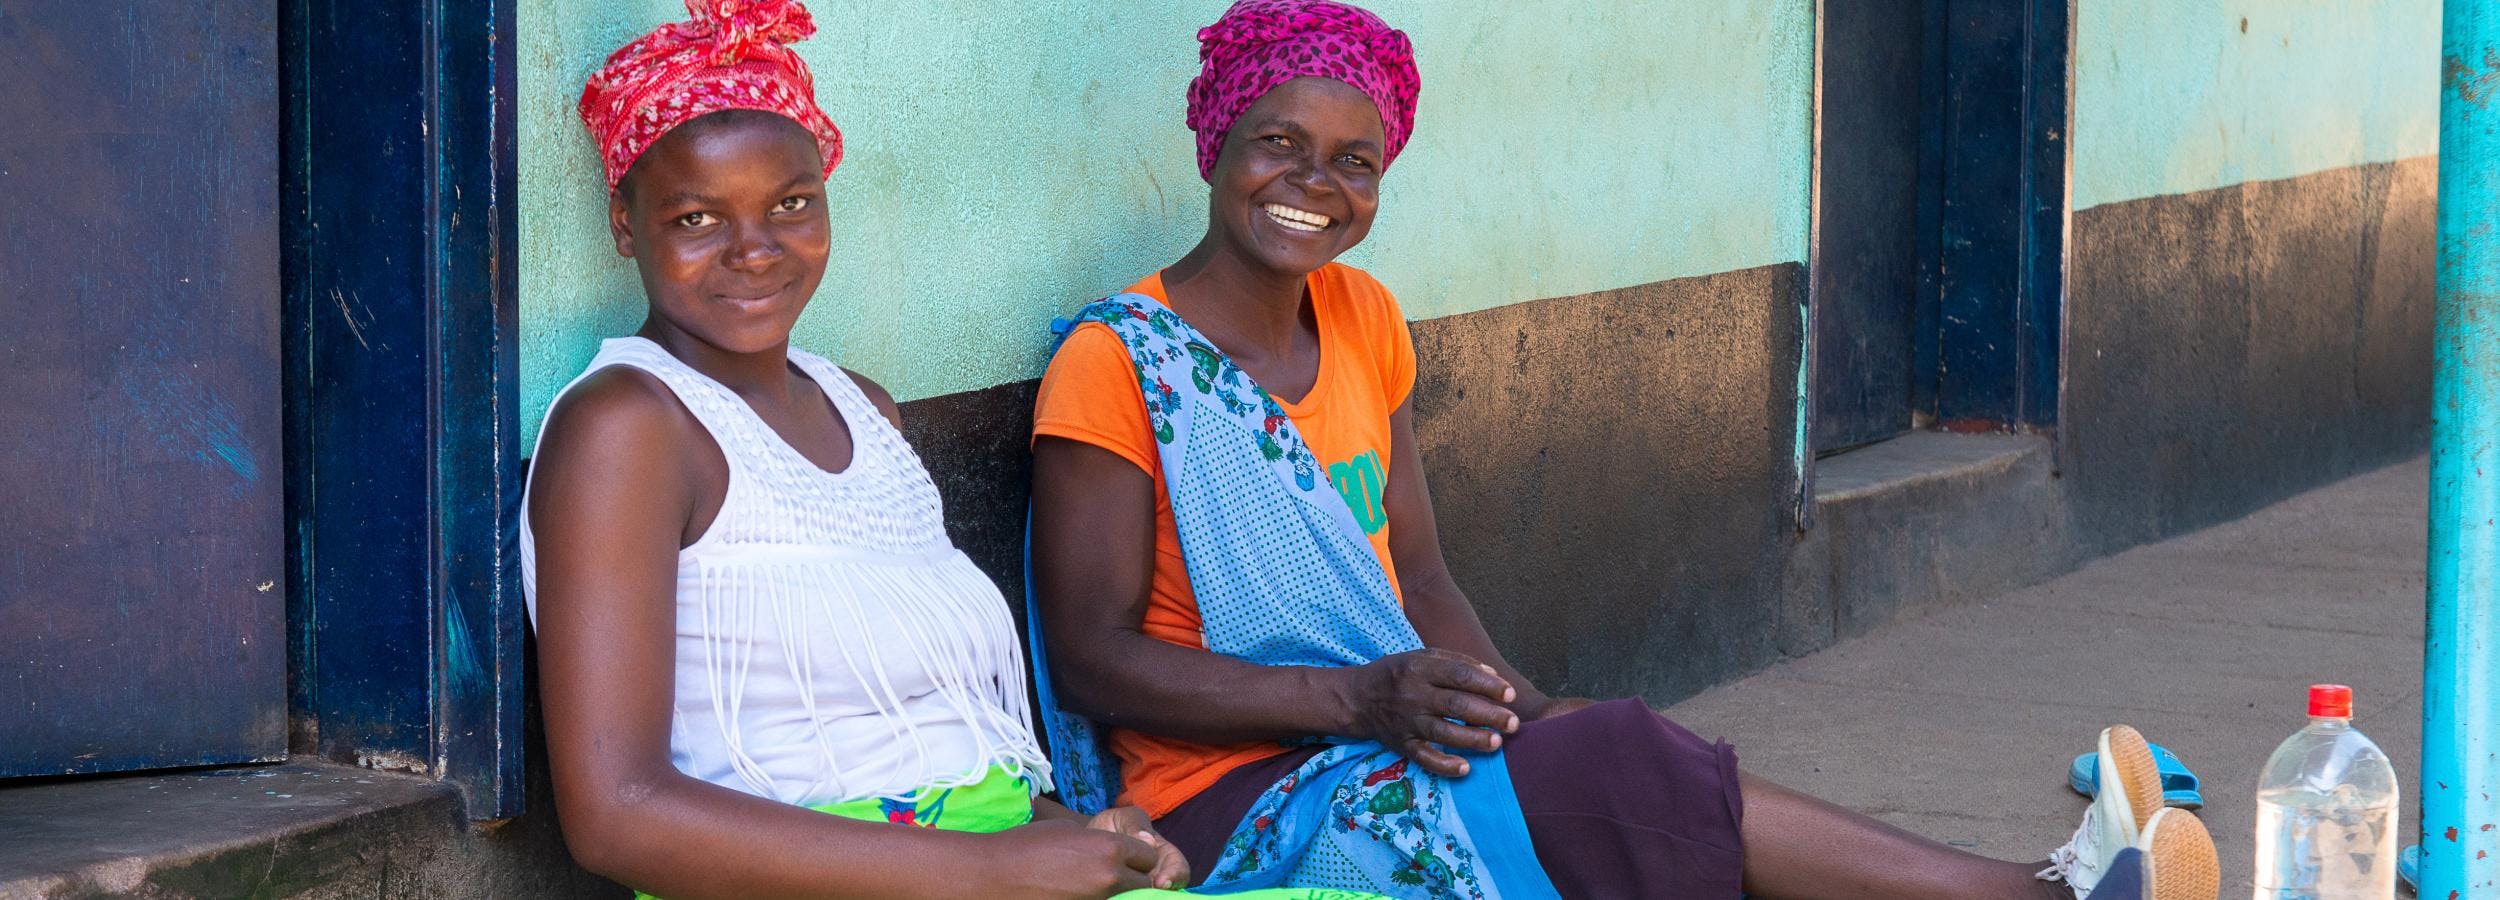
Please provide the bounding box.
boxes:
[2069,742,2204,810]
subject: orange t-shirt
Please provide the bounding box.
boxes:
[1031,262,1417,817]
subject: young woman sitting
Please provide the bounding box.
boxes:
[522,4,1362,897]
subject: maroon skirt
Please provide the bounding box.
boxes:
[1150,699,1747,898]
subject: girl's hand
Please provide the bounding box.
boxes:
[1087,805,1192,890]
[976,819,1160,899]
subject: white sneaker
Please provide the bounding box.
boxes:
[2136,807,2220,900]
[2038,725,2169,896]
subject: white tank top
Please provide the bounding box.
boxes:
[519,337,1051,805]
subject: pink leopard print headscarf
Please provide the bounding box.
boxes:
[1186,0,1420,182]
[578,0,844,191]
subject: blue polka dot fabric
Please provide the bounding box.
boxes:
[1173,398,1419,667]
[1022,296,1558,899]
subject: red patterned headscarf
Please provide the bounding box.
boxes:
[1186,0,1420,182]
[578,0,843,192]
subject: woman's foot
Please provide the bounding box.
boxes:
[2037,726,2219,899]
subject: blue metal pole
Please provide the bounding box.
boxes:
[2425,2,2500,896]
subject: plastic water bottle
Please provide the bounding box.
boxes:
[2252,684,2399,899]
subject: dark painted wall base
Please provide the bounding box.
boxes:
[1409,265,1807,700]
[900,379,1045,631]
[2061,157,2436,556]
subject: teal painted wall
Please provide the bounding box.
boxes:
[519,1,1814,440]
[2073,0,2441,210]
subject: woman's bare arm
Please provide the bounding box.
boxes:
[532,369,1154,900]
[1030,435,1516,777]
[1028,436,1361,742]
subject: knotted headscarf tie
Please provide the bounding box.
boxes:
[1185,0,1420,181]
[578,0,843,191]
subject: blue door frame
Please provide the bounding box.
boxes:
[1918,0,2069,436]
[281,0,524,819]
[0,0,287,779]
[1809,0,1930,457]
[1799,0,2069,522]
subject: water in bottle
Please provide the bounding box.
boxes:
[2251,684,2399,899]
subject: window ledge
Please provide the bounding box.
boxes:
[1813,431,2045,505]
[0,761,459,897]
[1780,430,2069,656]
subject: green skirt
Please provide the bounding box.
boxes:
[636,765,1380,899]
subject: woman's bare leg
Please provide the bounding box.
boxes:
[1737,772,2074,900]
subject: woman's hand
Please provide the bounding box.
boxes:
[975,818,1162,899]
[1087,805,1191,890]
[1337,648,1520,777]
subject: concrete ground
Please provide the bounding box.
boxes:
[1667,456,2428,897]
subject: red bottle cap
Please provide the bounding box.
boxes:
[2309,684,2354,718]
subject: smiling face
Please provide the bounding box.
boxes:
[1203,76,1387,280]
[610,109,831,356]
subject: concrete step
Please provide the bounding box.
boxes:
[0,760,610,899]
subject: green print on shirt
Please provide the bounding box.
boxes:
[1327,450,1389,535]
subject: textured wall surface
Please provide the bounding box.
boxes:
[2063,158,2437,553]
[518,0,1814,441]
[1408,265,1804,699]
[2073,0,2441,209]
